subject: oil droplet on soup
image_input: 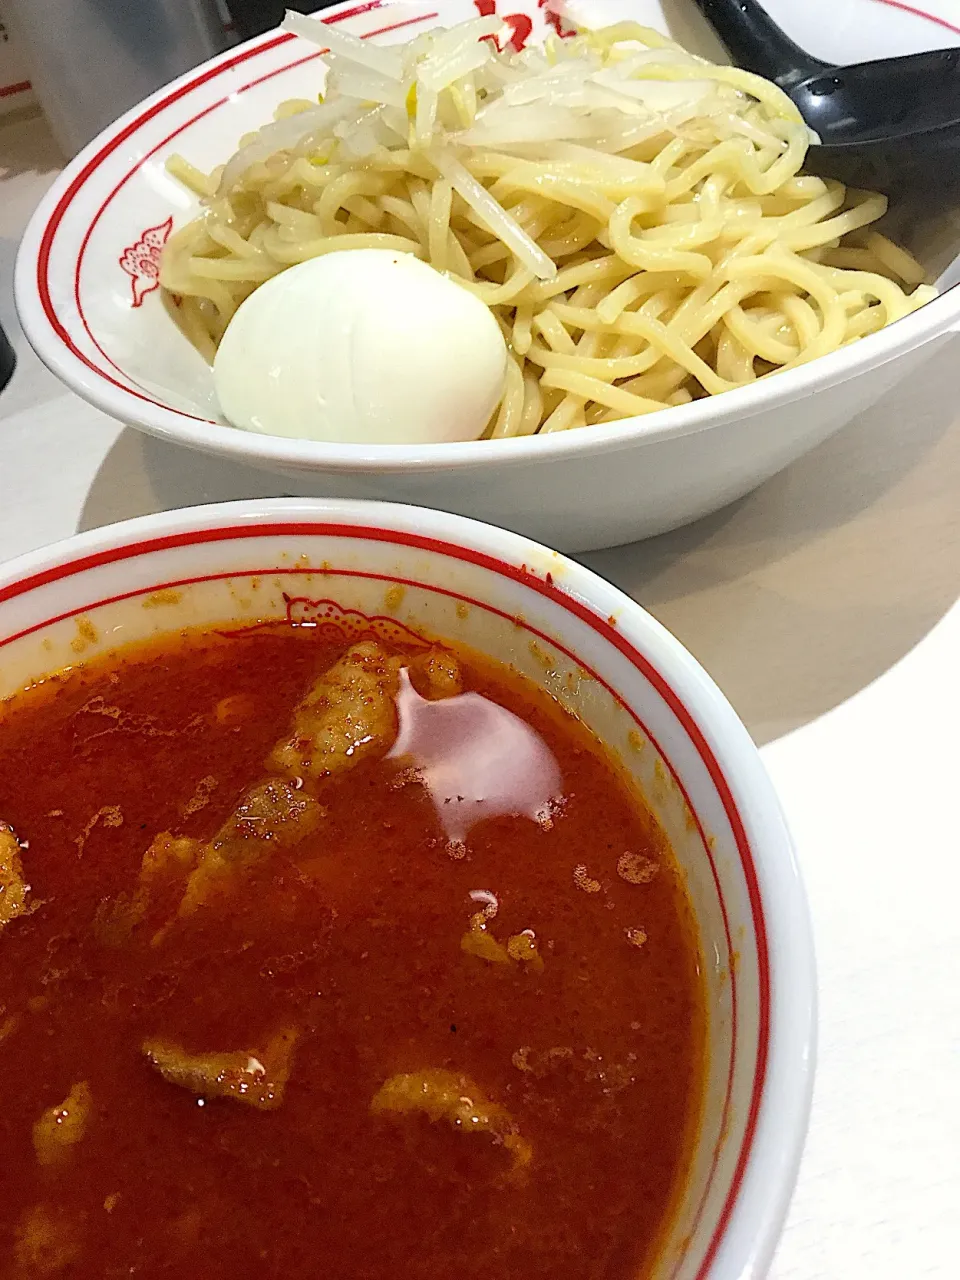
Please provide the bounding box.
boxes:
[387,667,562,844]
[0,624,705,1280]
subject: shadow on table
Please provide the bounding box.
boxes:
[585,341,960,743]
[79,341,960,746]
[76,427,290,528]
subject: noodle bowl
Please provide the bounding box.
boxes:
[160,15,935,439]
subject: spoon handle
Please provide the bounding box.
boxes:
[689,0,831,86]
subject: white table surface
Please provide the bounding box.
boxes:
[2,108,959,1278]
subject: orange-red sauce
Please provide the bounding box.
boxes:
[0,625,704,1278]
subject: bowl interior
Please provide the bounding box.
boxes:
[0,505,784,1279]
[29,0,960,434]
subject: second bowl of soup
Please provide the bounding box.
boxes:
[0,497,814,1278]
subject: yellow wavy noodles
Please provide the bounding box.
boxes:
[159,19,934,438]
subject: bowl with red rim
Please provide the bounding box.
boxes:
[0,495,815,1278]
[13,0,960,551]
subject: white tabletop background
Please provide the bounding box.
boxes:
[2,63,959,1277]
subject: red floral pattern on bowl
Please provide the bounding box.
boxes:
[474,0,573,49]
[282,594,431,647]
[118,215,173,308]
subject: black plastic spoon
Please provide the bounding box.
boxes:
[691,0,960,198]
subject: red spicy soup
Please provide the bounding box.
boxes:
[0,623,705,1279]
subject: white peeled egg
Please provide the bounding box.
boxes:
[213,249,507,445]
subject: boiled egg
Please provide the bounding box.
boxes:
[213,249,507,445]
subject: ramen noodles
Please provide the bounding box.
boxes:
[160,16,935,437]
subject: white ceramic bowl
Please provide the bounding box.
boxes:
[19,0,958,552]
[0,496,814,1279]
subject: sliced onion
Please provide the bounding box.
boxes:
[282,9,402,79]
[216,100,357,195]
[430,146,557,281]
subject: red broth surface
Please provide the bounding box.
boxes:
[0,624,705,1279]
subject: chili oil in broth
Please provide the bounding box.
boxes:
[0,621,705,1279]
